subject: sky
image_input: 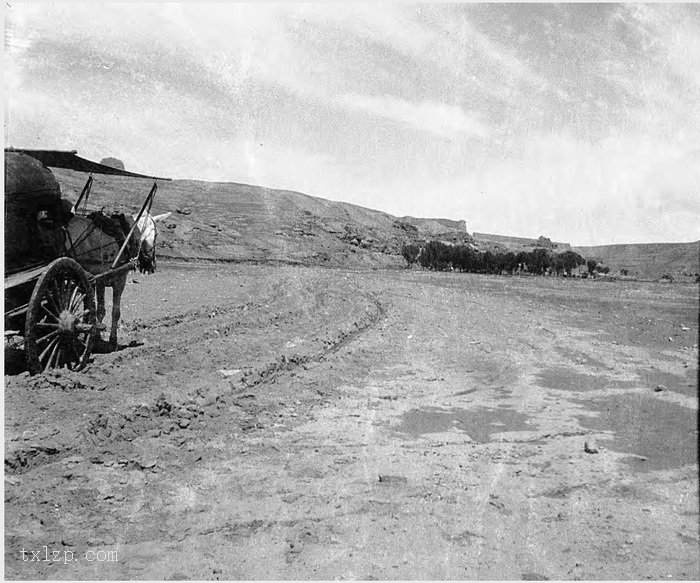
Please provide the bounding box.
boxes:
[4,3,700,246]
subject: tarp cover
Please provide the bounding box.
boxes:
[4,152,67,273]
[5,151,61,200]
[7,148,170,180]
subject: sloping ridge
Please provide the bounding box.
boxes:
[49,170,465,268]
[574,241,699,280]
[46,166,697,275]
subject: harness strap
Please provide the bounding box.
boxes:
[65,220,99,253]
[64,217,132,266]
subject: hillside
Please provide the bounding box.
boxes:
[50,169,463,268]
[400,216,468,235]
[574,242,699,281]
[49,168,698,279]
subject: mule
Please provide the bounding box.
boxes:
[64,211,170,349]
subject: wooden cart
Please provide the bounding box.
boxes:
[4,149,164,373]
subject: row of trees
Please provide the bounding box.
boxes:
[402,241,590,276]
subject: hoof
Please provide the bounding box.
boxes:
[584,439,600,454]
[93,337,115,354]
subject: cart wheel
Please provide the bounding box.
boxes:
[25,258,96,374]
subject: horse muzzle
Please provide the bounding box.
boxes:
[138,252,156,274]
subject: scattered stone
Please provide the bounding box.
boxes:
[134,403,151,417]
[155,394,173,416]
[62,455,84,467]
[584,439,599,454]
[245,372,262,386]
[378,474,408,484]
[200,391,218,407]
[488,496,510,514]
[178,418,191,429]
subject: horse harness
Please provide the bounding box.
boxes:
[63,212,143,271]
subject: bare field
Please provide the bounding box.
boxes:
[4,264,699,580]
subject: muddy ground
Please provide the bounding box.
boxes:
[4,263,699,580]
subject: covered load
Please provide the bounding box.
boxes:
[4,151,72,273]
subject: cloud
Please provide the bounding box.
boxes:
[289,4,436,61]
[233,4,551,115]
[458,131,700,245]
[5,4,699,245]
[608,5,700,128]
[361,128,700,245]
[622,4,700,87]
[336,93,490,140]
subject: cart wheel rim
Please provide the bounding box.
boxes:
[25,258,96,374]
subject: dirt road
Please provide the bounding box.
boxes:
[5,264,699,580]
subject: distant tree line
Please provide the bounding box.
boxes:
[402,241,593,277]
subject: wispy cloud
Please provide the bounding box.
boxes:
[336,93,490,140]
[5,4,700,244]
[605,4,700,130]
[623,3,700,87]
[289,4,436,62]
[459,130,700,245]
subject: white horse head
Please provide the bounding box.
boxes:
[134,211,170,273]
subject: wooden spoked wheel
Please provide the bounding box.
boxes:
[24,258,96,374]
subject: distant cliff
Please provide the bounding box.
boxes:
[473,232,571,250]
[400,216,467,235]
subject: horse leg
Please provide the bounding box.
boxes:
[95,284,106,340]
[109,274,126,349]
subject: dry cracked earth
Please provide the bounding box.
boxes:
[4,263,699,580]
